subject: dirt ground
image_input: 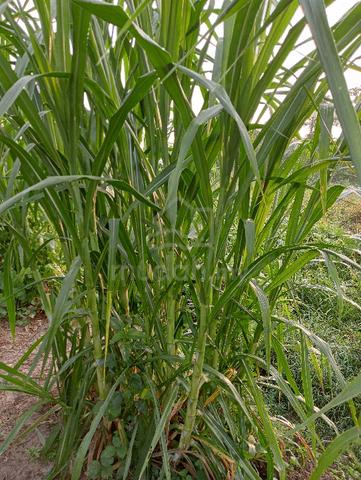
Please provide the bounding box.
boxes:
[0,314,54,480]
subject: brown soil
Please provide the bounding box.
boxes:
[288,463,335,480]
[0,313,55,480]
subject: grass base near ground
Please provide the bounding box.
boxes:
[0,314,54,480]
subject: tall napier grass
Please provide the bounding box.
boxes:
[1,0,361,478]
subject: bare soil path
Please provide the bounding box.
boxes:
[0,314,54,480]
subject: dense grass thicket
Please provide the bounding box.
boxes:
[1,1,361,479]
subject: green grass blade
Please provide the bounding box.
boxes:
[71,371,128,480]
[3,246,16,337]
[298,370,361,431]
[243,361,286,479]
[319,103,334,213]
[0,72,68,116]
[250,280,271,370]
[178,65,260,184]
[137,386,178,479]
[0,175,158,216]
[166,105,222,228]
[301,0,361,182]
[310,427,361,480]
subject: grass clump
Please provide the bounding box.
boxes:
[0,1,361,479]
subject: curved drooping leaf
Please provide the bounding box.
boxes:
[0,175,159,216]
